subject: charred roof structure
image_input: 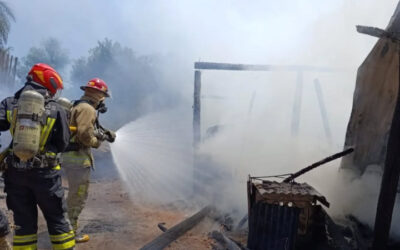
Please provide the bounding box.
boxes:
[341,2,400,176]
[340,2,400,249]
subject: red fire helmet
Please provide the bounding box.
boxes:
[80,78,110,97]
[28,63,63,95]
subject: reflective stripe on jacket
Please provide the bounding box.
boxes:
[0,82,70,168]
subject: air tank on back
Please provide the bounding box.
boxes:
[13,90,45,161]
[56,97,72,119]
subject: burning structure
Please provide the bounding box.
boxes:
[174,2,400,250]
[1,1,400,249]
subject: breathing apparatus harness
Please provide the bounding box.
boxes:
[5,88,60,170]
[65,100,114,152]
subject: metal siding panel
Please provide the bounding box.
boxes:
[248,203,299,250]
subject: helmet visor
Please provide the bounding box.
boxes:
[54,89,63,99]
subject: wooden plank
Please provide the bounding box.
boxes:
[194,61,341,72]
[283,148,354,184]
[314,79,333,144]
[193,70,202,193]
[140,206,213,250]
[291,71,303,136]
[193,70,201,147]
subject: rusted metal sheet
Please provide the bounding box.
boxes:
[248,202,300,250]
[247,177,330,249]
[252,180,330,208]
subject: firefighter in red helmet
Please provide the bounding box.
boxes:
[63,78,116,243]
[0,63,75,249]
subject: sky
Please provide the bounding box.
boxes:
[6,0,399,68]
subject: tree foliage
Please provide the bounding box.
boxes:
[0,1,15,48]
[18,38,70,78]
[70,38,178,129]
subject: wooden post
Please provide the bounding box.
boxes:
[194,61,341,73]
[372,44,400,250]
[314,79,333,144]
[193,70,202,193]
[193,70,201,147]
[248,91,256,115]
[291,71,303,136]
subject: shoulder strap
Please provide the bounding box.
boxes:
[39,102,58,152]
[73,99,94,107]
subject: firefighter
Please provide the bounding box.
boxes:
[63,78,116,243]
[0,63,75,250]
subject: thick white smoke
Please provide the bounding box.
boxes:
[5,0,400,238]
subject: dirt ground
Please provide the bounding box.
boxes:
[0,177,216,250]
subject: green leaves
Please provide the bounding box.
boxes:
[18,38,70,78]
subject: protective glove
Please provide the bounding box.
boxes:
[93,129,108,142]
[104,130,116,143]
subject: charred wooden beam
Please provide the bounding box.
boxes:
[322,210,352,250]
[283,148,354,183]
[291,71,303,136]
[356,25,400,42]
[193,70,202,193]
[194,62,341,72]
[140,206,213,250]
[209,231,242,250]
[314,79,333,144]
[193,70,201,147]
[158,223,168,232]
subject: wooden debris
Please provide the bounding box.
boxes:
[140,206,213,250]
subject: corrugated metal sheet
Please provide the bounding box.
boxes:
[255,181,329,208]
[247,177,330,249]
[248,202,300,250]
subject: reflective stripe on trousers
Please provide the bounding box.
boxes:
[12,230,75,250]
[13,233,37,250]
[50,231,75,250]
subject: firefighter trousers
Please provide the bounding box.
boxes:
[63,164,91,232]
[4,167,75,250]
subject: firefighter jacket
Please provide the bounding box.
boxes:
[0,81,70,168]
[63,95,101,167]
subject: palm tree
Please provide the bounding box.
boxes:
[0,1,14,48]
